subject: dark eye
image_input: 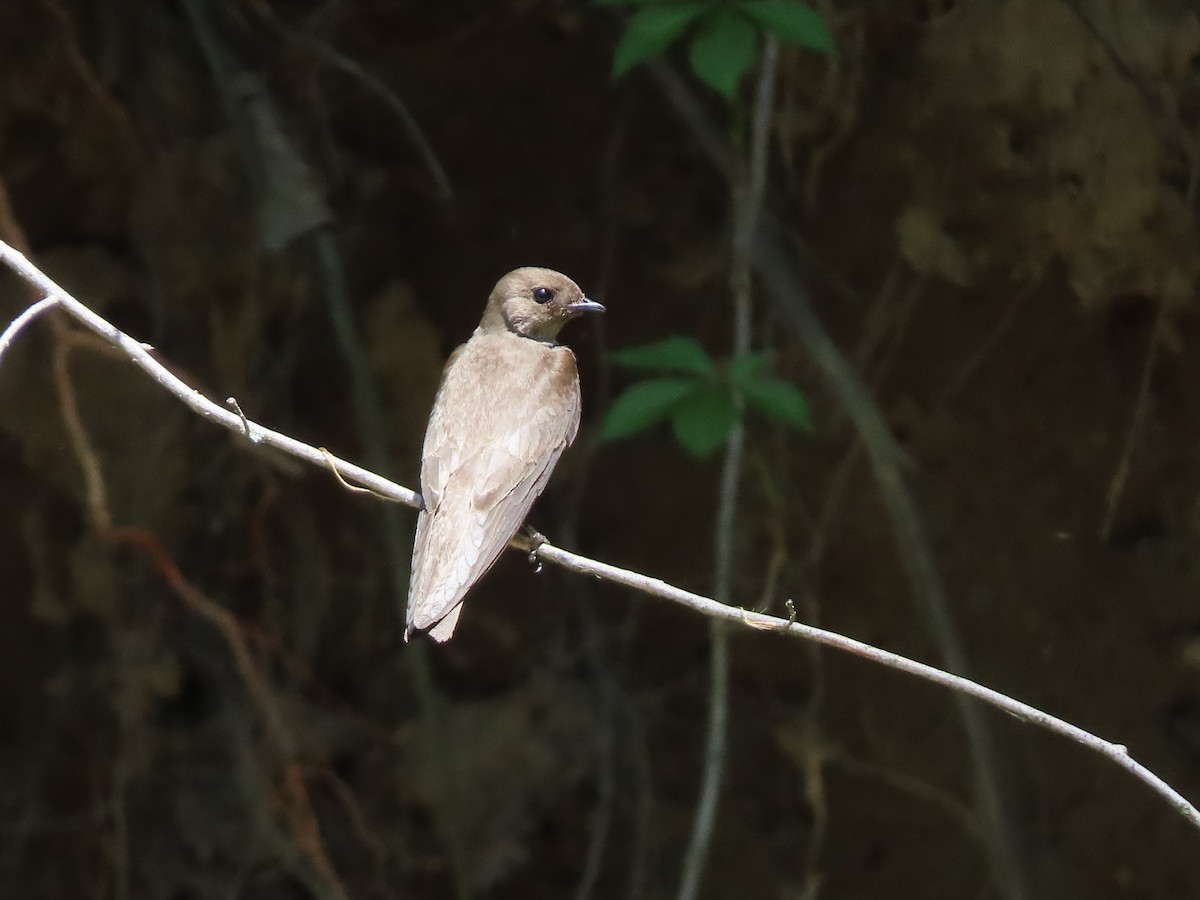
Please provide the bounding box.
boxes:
[533,287,555,304]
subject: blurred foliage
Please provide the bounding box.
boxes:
[601,0,831,98]
[602,337,811,457]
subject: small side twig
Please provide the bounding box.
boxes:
[225,396,258,442]
[0,295,59,363]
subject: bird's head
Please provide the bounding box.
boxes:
[480,267,605,342]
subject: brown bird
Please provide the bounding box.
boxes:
[406,267,604,642]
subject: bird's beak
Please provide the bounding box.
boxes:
[568,297,605,315]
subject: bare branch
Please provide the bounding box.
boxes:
[1,237,1198,835]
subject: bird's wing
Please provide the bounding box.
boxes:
[407,341,581,640]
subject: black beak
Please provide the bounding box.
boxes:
[568,297,605,315]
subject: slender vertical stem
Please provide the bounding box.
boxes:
[676,39,780,900]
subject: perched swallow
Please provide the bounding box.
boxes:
[405,267,604,642]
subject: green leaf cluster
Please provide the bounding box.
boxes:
[599,0,832,99]
[601,336,812,458]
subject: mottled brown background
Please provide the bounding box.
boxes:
[2,1,1200,898]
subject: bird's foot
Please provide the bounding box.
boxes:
[512,526,546,553]
[513,526,546,572]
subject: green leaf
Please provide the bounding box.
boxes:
[739,376,812,431]
[728,352,770,385]
[671,385,740,457]
[611,3,709,79]
[688,9,759,100]
[601,377,701,440]
[610,335,716,375]
[741,0,832,52]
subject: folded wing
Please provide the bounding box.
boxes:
[406,338,580,641]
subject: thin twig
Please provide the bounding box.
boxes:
[298,36,454,200]
[238,0,454,200]
[828,749,979,838]
[1057,0,1169,130]
[0,295,59,364]
[1100,295,1173,541]
[939,282,1033,405]
[1,237,1198,835]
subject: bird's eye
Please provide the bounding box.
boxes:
[533,287,555,304]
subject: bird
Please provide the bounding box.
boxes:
[405,267,604,642]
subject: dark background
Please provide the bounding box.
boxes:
[2,1,1200,898]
